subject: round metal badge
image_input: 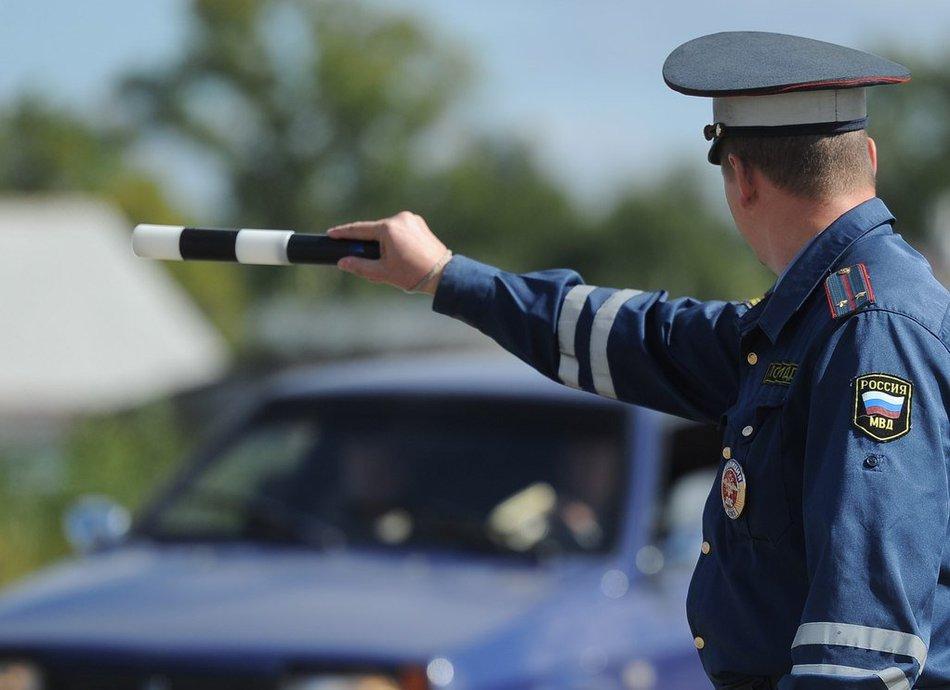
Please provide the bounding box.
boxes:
[720,459,747,520]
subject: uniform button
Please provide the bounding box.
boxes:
[746,352,758,366]
[701,541,711,555]
[694,636,705,650]
[722,446,732,460]
[741,425,754,437]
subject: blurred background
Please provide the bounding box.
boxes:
[0,0,948,585]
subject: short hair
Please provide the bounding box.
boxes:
[719,130,875,200]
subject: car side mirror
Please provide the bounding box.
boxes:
[63,495,131,554]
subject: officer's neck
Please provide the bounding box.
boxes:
[757,189,876,275]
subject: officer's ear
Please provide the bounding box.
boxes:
[726,153,757,206]
[867,136,878,176]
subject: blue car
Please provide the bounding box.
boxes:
[0,354,719,690]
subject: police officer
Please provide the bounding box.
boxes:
[330,31,950,690]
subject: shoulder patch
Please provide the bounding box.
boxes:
[853,373,913,442]
[824,263,875,319]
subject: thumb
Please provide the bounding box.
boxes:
[337,256,386,283]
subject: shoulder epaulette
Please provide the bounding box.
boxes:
[824,263,875,318]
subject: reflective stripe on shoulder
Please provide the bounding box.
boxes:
[793,622,927,672]
[557,285,596,388]
[590,289,642,399]
[790,664,909,690]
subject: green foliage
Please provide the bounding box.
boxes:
[0,403,183,584]
[0,98,176,224]
[121,0,470,301]
[871,53,950,243]
[0,98,121,191]
[63,403,184,508]
[114,0,760,311]
[413,146,770,299]
[584,170,771,299]
[412,139,587,272]
[0,97,252,344]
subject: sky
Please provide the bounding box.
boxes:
[2,1,949,210]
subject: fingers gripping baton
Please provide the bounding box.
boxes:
[132,224,381,265]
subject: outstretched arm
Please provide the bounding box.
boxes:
[331,211,746,423]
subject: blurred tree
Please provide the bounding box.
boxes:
[0,97,248,343]
[412,138,586,272]
[0,98,174,223]
[871,54,950,248]
[415,144,770,299]
[583,170,771,299]
[0,97,234,584]
[0,403,184,584]
[119,0,771,309]
[121,0,469,301]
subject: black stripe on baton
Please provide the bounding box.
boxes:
[169,226,380,264]
[180,228,238,261]
[287,233,380,263]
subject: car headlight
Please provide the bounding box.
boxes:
[0,661,43,690]
[281,670,426,690]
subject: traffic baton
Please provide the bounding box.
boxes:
[132,224,381,265]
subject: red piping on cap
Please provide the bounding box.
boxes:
[772,75,910,94]
[666,74,911,98]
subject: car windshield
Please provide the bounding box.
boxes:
[141,395,628,558]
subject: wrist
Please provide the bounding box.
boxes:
[420,261,448,295]
[409,250,453,295]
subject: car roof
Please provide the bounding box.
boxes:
[264,352,626,409]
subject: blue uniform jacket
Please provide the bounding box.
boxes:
[432,198,950,689]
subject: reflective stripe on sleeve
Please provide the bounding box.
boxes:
[556,285,596,388]
[793,622,927,672]
[790,664,910,690]
[590,289,642,398]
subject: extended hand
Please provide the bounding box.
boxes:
[328,211,450,294]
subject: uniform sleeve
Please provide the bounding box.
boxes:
[432,254,746,423]
[778,309,950,690]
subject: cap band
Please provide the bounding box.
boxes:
[704,118,868,165]
[705,89,869,164]
[712,88,866,127]
[709,118,868,140]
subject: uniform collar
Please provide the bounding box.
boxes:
[741,197,895,343]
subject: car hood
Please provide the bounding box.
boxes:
[0,543,573,667]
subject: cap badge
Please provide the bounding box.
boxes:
[704,122,725,141]
[721,459,747,520]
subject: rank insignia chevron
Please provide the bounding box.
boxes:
[824,263,876,318]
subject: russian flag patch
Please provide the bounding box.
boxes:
[824,263,875,318]
[853,373,913,442]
